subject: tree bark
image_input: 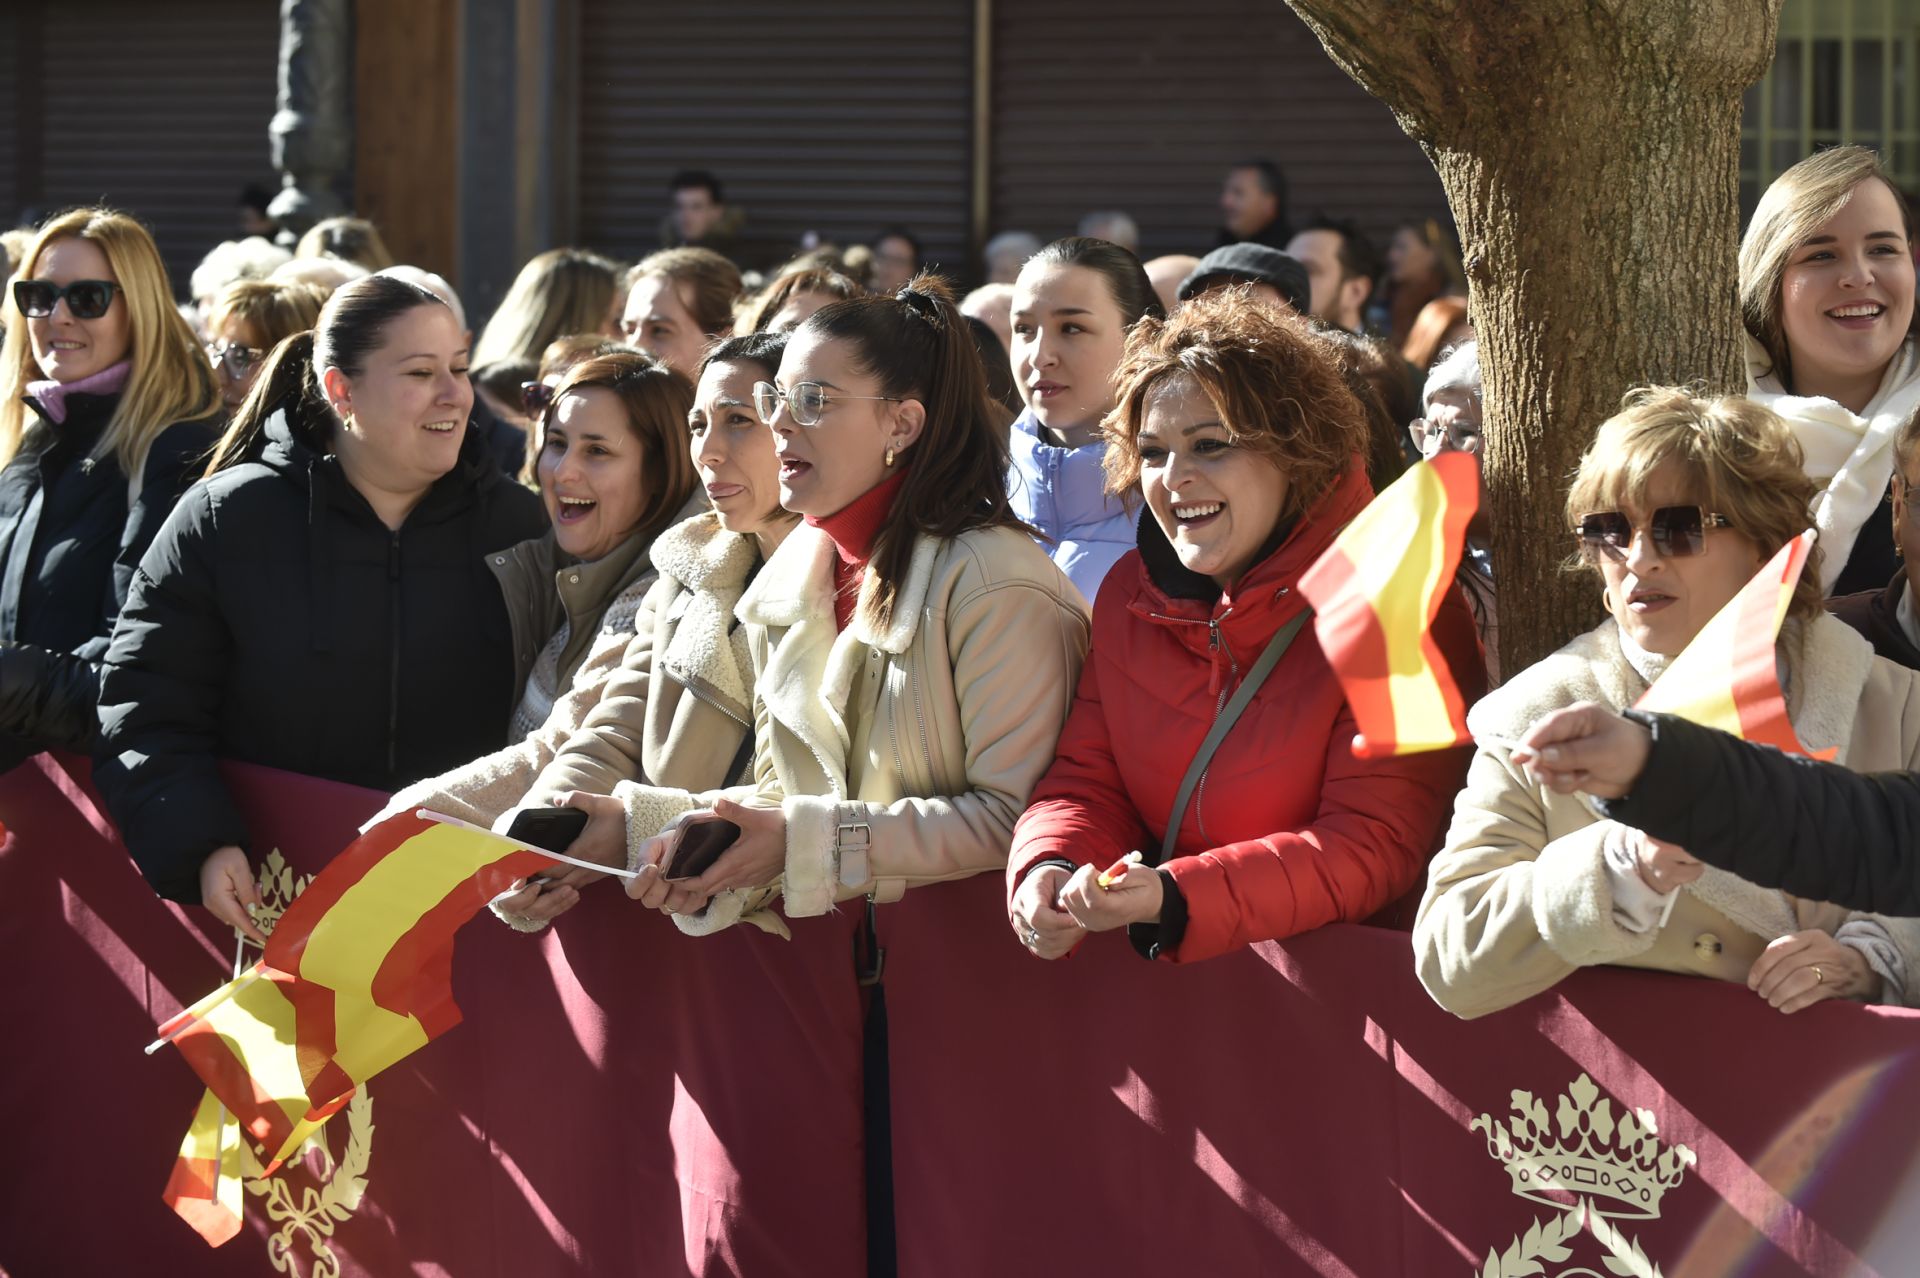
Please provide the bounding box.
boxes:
[1283,0,1781,674]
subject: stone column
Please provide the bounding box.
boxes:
[268,0,353,246]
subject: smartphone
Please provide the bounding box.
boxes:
[503,806,589,855]
[664,817,742,881]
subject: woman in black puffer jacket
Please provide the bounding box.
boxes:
[0,209,223,769]
[95,274,545,939]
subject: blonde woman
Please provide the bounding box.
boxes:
[1741,145,1920,595]
[293,216,394,271]
[1415,389,1920,1019]
[0,208,222,767]
[205,279,328,408]
[470,248,624,367]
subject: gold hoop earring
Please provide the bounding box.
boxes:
[884,445,896,468]
[1601,587,1615,613]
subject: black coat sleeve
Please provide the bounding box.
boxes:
[0,421,216,752]
[92,483,248,904]
[1599,710,1920,916]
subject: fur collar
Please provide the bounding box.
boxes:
[734,523,946,791]
[650,510,760,595]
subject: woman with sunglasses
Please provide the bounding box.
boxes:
[1415,388,1920,1019]
[94,274,546,941]
[367,350,704,836]
[205,279,328,409]
[1006,236,1164,606]
[522,279,1090,938]
[1741,146,1920,596]
[0,208,223,770]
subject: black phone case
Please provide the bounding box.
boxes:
[504,806,590,855]
[666,818,742,880]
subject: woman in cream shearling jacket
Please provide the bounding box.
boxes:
[1416,612,1920,1018]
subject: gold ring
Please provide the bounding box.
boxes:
[1813,964,1824,985]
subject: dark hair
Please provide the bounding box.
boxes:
[543,352,700,549]
[472,356,538,406]
[669,170,724,203]
[1023,236,1167,328]
[1299,215,1380,288]
[799,275,1027,629]
[873,226,922,262]
[239,183,274,216]
[1234,159,1288,203]
[1320,328,1414,494]
[702,329,789,380]
[965,316,1023,421]
[206,274,451,474]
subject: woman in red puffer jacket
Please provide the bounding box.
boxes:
[1006,289,1485,964]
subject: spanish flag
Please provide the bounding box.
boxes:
[1298,452,1480,758]
[155,812,560,1244]
[1634,529,1822,756]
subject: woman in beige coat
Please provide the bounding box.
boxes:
[1415,388,1920,1019]
[536,280,1091,936]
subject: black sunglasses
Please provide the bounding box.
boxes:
[521,380,555,416]
[1576,506,1733,561]
[13,278,120,320]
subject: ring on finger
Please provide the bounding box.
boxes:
[1813,964,1824,985]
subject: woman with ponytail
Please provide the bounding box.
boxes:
[521,278,1091,939]
[0,209,223,768]
[94,274,545,940]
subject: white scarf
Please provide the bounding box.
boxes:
[1746,335,1920,594]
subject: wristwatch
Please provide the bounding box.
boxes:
[835,807,871,889]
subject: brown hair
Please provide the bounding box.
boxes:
[471,247,623,366]
[737,265,864,333]
[208,279,328,351]
[1104,286,1365,520]
[1740,146,1919,388]
[1566,387,1823,622]
[294,216,394,271]
[627,247,741,338]
[1320,327,1415,495]
[0,208,221,474]
[799,275,1028,630]
[542,352,700,549]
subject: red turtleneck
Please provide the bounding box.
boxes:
[805,468,909,631]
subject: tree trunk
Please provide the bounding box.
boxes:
[1283,0,1782,674]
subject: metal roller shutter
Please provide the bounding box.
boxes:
[577,0,974,279]
[991,0,1445,261]
[31,0,279,296]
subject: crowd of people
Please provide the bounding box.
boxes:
[4,141,1920,1090]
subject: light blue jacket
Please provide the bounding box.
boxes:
[1007,409,1138,606]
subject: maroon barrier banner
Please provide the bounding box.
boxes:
[6,752,1920,1276]
[0,754,864,1278]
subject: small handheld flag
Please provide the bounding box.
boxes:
[1298,453,1481,758]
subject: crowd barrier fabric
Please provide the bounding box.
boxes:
[4,751,1919,1277]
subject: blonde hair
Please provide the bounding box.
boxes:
[1566,387,1823,621]
[294,216,394,271]
[208,279,327,351]
[1739,146,1917,387]
[0,208,221,474]
[472,248,622,366]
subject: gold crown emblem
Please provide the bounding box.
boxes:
[1470,1073,1695,1220]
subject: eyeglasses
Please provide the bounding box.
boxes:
[753,380,902,428]
[207,339,264,380]
[1576,506,1734,561]
[13,278,119,320]
[521,381,556,416]
[1414,415,1483,455]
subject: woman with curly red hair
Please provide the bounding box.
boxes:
[1005,290,1484,963]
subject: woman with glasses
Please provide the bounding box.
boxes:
[366,349,705,840]
[0,208,223,770]
[94,274,546,941]
[205,279,328,409]
[1006,237,1164,606]
[1409,340,1498,680]
[1005,292,1481,964]
[1742,146,1920,596]
[521,279,1089,939]
[1415,388,1920,1019]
